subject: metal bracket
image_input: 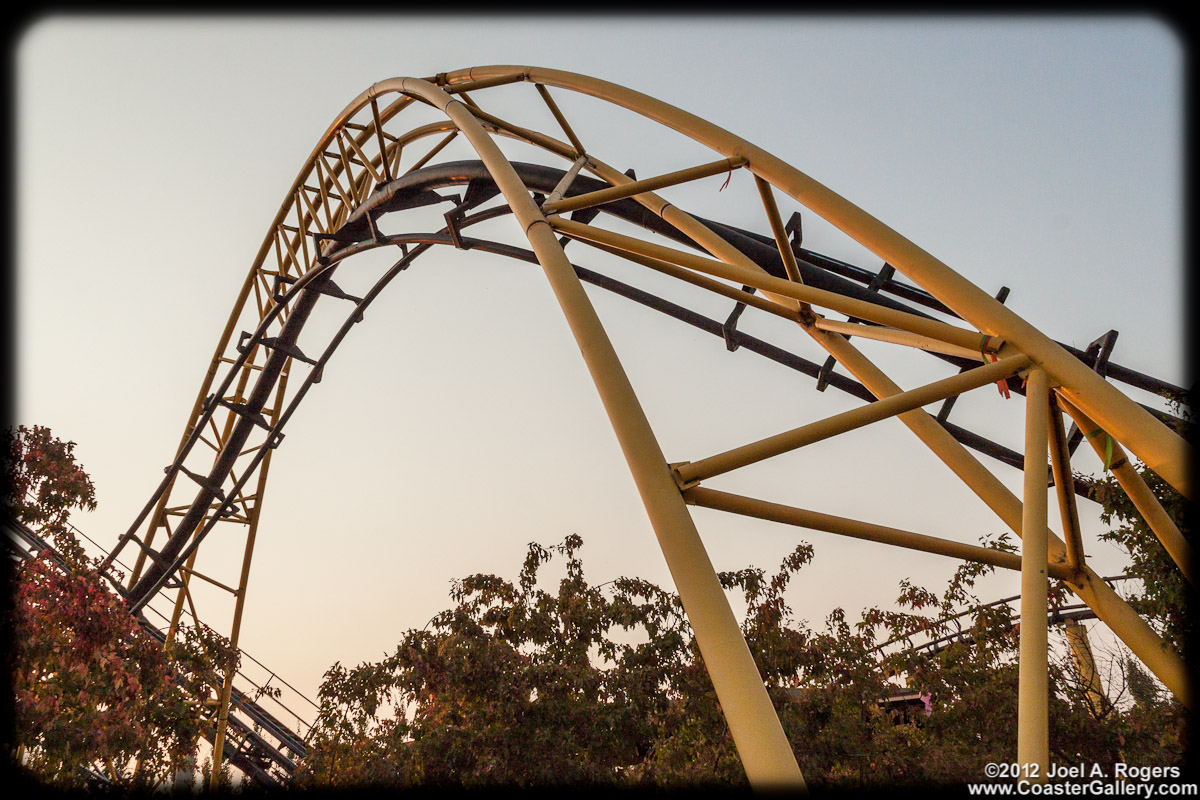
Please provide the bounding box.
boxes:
[867,263,895,294]
[236,330,255,355]
[936,285,1011,422]
[785,210,803,254]
[272,273,298,305]
[175,465,226,502]
[1066,329,1119,454]
[217,399,271,430]
[721,286,757,352]
[668,462,700,492]
[444,208,468,250]
[309,275,362,304]
[258,336,317,366]
[815,355,836,392]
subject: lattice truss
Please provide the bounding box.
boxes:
[98,67,1191,787]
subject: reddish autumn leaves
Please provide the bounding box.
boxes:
[10,554,231,786]
[4,425,96,563]
[6,425,233,788]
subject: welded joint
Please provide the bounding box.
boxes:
[668,462,701,492]
[1056,560,1090,592]
[524,216,554,237]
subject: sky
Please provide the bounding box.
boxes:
[14,14,1186,725]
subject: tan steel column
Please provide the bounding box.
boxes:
[1063,618,1108,718]
[380,77,804,789]
[1018,369,1050,778]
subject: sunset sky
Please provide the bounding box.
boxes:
[15,14,1184,717]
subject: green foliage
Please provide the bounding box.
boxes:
[299,533,693,787]
[1079,393,1192,655]
[299,525,1187,790]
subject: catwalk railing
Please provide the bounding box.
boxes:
[4,512,315,788]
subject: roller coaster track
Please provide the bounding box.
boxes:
[86,67,1188,788]
[4,515,312,788]
[870,574,1134,660]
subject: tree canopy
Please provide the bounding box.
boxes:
[297,529,1187,789]
[5,425,233,789]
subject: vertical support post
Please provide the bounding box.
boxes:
[1063,617,1108,718]
[1018,368,1050,779]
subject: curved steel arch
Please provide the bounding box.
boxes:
[100,67,1190,788]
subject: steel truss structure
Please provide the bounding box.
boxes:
[96,67,1191,789]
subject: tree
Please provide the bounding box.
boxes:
[298,524,1188,789]
[4,424,96,564]
[4,425,234,789]
[298,534,693,787]
[9,554,234,788]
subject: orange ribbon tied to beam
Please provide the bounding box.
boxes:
[719,166,732,192]
[979,334,1011,399]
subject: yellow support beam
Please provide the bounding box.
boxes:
[675,354,1030,485]
[683,485,1074,580]
[1057,395,1193,585]
[550,215,1003,357]
[373,76,806,790]
[1018,369,1050,779]
[541,156,746,216]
